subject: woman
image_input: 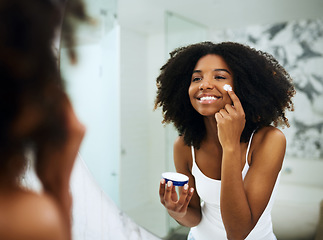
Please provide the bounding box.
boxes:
[0,0,87,239]
[156,42,295,240]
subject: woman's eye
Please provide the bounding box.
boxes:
[215,76,226,80]
[192,77,202,82]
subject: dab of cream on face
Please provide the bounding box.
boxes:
[223,84,232,91]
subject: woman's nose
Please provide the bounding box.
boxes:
[199,78,214,90]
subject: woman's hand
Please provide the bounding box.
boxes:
[215,89,246,148]
[159,179,194,220]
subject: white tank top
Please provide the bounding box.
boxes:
[189,132,280,240]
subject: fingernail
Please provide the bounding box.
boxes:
[160,179,165,184]
[184,184,188,190]
[167,181,172,187]
[190,188,194,193]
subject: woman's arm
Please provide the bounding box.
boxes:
[159,136,202,227]
[216,89,285,239]
[221,127,285,239]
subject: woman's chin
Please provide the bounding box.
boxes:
[193,105,221,117]
[199,111,217,117]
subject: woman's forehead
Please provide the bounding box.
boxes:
[193,54,231,73]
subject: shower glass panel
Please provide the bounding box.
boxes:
[165,11,208,233]
[60,0,120,204]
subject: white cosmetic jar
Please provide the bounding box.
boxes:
[162,172,189,186]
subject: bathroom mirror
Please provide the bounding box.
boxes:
[60,0,323,239]
[60,0,120,203]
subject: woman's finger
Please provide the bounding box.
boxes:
[181,187,194,212]
[219,108,229,118]
[164,180,173,203]
[215,112,223,122]
[159,178,166,205]
[224,103,235,113]
[177,184,194,212]
[227,89,244,113]
[176,184,189,208]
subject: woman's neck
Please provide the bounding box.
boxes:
[203,116,221,146]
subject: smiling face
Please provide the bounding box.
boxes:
[189,54,234,117]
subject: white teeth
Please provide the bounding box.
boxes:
[200,96,217,101]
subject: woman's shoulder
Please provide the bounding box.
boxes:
[0,189,66,240]
[254,126,286,145]
[251,126,286,167]
[173,136,193,170]
[174,135,192,154]
[174,135,187,147]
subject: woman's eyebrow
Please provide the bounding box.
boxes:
[214,69,231,75]
[192,69,231,74]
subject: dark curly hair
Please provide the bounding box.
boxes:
[0,0,87,181]
[155,41,295,149]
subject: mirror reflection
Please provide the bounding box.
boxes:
[60,0,323,239]
[60,0,120,202]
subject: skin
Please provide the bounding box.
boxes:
[0,189,67,240]
[36,96,86,240]
[159,54,286,239]
[0,97,86,240]
[0,1,87,238]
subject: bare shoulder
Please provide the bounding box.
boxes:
[174,135,189,151]
[256,126,286,143]
[252,126,286,170]
[0,190,66,240]
[254,126,286,153]
[173,136,193,172]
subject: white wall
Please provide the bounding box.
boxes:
[146,32,167,203]
[119,28,150,211]
[61,24,121,204]
[119,24,177,237]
